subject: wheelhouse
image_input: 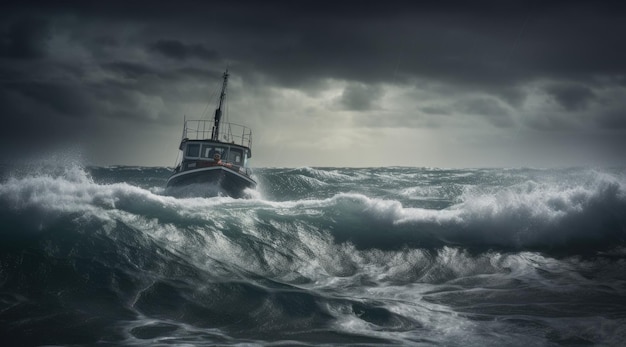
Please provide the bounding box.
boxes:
[172,118,253,176]
[177,140,252,175]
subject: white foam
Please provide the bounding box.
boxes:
[293,167,353,181]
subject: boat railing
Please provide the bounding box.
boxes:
[182,119,252,148]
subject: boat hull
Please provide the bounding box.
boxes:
[166,166,256,198]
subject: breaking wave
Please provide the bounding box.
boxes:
[2,165,626,253]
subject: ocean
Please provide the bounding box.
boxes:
[1,164,625,346]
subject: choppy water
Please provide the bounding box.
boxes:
[1,163,625,346]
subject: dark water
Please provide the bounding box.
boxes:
[1,163,625,346]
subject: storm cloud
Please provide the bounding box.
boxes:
[1,1,625,167]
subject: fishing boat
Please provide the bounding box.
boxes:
[166,70,256,198]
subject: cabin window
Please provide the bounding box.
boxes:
[227,148,243,164]
[220,147,229,159]
[201,145,211,158]
[201,145,227,159]
[243,150,249,166]
[186,143,200,158]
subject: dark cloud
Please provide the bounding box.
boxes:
[420,106,451,116]
[545,83,596,111]
[102,61,158,80]
[0,82,87,161]
[339,83,383,111]
[4,2,626,90]
[456,97,514,128]
[149,39,219,61]
[7,81,93,117]
[0,1,625,166]
[524,112,573,131]
[596,109,626,129]
[0,17,50,59]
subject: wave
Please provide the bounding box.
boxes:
[324,175,626,252]
[1,165,625,256]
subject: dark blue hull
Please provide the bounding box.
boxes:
[166,166,256,198]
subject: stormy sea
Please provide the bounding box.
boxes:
[1,163,625,346]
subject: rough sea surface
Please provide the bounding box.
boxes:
[1,163,625,346]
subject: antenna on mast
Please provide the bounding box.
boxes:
[211,69,229,141]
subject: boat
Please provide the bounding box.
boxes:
[166,70,256,198]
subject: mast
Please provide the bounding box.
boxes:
[211,69,229,141]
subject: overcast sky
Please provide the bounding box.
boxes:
[1,1,625,168]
